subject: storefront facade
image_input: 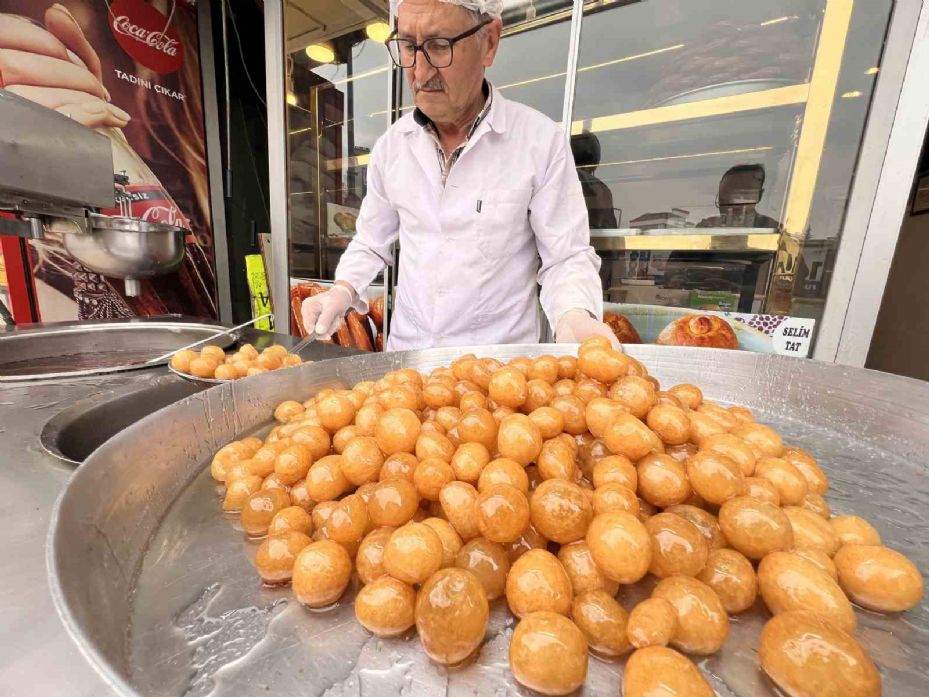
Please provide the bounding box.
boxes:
[262,0,929,363]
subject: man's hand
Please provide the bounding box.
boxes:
[301,284,355,339]
[555,309,622,350]
[0,5,129,128]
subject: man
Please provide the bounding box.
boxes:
[302,0,619,350]
[697,164,781,230]
[571,131,618,230]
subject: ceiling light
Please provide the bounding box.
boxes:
[365,21,392,43]
[841,90,863,99]
[865,67,880,75]
[306,43,335,63]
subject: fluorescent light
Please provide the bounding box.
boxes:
[365,21,392,44]
[841,90,862,98]
[760,15,798,26]
[286,92,297,105]
[865,67,879,75]
[306,44,335,63]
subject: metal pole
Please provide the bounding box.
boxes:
[560,0,585,144]
[198,0,233,323]
[220,0,232,196]
[264,0,291,333]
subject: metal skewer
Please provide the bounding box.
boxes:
[146,313,272,365]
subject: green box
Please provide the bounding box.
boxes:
[687,291,740,312]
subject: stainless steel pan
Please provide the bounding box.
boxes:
[48,345,929,696]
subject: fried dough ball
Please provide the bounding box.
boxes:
[586,511,652,584]
[627,598,677,649]
[834,544,924,612]
[783,506,840,557]
[604,413,660,461]
[223,475,263,511]
[413,458,455,501]
[623,647,714,697]
[686,450,744,505]
[478,457,529,494]
[380,452,418,481]
[268,505,313,537]
[536,437,577,481]
[755,456,808,506]
[505,548,574,618]
[700,432,756,476]
[457,408,498,451]
[743,476,781,505]
[783,446,829,495]
[354,575,416,637]
[652,576,729,655]
[439,481,482,542]
[830,514,882,547]
[325,494,369,545]
[578,345,628,384]
[759,611,880,697]
[668,384,703,410]
[450,442,490,484]
[529,479,592,544]
[789,548,838,581]
[255,530,312,584]
[241,488,292,537]
[476,484,530,544]
[645,512,709,578]
[592,455,637,490]
[557,541,619,597]
[758,551,857,633]
[550,394,588,436]
[422,517,463,569]
[718,496,793,560]
[415,568,489,665]
[509,611,588,696]
[306,455,350,502]
[455,537,510,600]
[527,406,564,439]
[488,366,528,408]
[732,421,784,458]
[356,526,394,585]
[584,398,627,439]
[291,425,331,461]
[375,408,421,455]
[415,431,455,462]
[646,403,691,445]
[609,375,657,419]
[592,482,640,517]
[317,393,356,433]
[571,589,631,658]
[497,413,543,466]
[696,548,758,614]
[367,477,419,527]
[292,539,352,608]
[383,521,443,585]
[274,444,313,485]
[637,453,692,508]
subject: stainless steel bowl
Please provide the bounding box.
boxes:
[61,214,185,280]
[48,345,929,696]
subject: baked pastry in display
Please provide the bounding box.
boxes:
[656,314,739,350]
[603,311,642,344]
[206,336,921,696]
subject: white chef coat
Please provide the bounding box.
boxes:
[334,83,603,351]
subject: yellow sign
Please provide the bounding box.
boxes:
[245,254,273,331]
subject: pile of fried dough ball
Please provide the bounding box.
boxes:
[210,337,923,696]
[171,343,303,380]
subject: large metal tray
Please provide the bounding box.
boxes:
[0,318,236,381]
[48,345,929,696]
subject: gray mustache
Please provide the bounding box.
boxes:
[414,78,444,92]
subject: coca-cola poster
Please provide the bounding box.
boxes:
[0,1,216,321]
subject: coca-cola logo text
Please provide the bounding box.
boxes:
[112,16,180,57]
[109,0,184,74]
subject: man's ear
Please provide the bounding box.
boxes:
[483,18,503,67]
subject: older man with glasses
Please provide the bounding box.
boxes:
[302,0,620,351]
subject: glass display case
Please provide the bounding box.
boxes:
[274,0,896,351]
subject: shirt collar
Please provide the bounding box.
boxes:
[398,79,506,134]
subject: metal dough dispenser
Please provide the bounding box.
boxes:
[0,89,184,297]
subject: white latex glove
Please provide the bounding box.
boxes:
[301,284,354,339]
[555,309,622,351]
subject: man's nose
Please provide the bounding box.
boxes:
[411,53,436,84]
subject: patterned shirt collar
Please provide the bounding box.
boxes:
[413,79,493,185]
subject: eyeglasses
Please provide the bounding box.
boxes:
[386,18,492,69]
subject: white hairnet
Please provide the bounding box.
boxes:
[390,0,505,20]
